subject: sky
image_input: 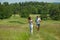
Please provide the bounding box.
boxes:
[0,0,60,3]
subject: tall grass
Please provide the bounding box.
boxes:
[0,29,29,40]
[0,14,60,40]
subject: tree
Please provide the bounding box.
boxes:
[3,2,9,6]
[40,6,49,20]
[0,2,1,5]
[49,6,60,20]
[0,2,12,19]
[20,6,29,18]
[0,1,60,20]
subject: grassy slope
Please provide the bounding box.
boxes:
[0,14,60,40]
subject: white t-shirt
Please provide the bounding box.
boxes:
[36,18,41,24]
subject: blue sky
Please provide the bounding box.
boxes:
[0,0,60,3]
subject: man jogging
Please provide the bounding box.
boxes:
[35,16,41,31]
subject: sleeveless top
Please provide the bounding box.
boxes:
[29,20,33,25]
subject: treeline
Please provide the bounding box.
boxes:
[0,2,60,20]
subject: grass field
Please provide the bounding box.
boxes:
[0,14,60,40]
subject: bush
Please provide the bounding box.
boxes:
[49,7,60,20]
[20,7,29,18]
[40,6,49,20]
[0,5,12,19]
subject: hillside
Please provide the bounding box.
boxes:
[0,15,60,40]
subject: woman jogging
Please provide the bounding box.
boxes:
[28,17,33,34]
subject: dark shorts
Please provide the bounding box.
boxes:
[37,24,40,27]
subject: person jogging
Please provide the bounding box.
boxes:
[28,17,33,34]
[35,16,41,31]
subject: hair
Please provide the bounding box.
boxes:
[37,16,40,18]
[28,17,31,20]
[37,16,38,17]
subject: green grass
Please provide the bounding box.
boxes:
[0,29,29,40]
[0,14,60,40]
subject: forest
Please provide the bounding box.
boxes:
[0,2,60,20]
[0,1,60,40]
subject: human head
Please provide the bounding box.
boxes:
[37,16,40,18]
[28,17,31,20]
[37,16,38,18]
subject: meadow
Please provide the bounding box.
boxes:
[0,14,60,40]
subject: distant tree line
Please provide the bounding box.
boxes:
[0,2,60,20]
